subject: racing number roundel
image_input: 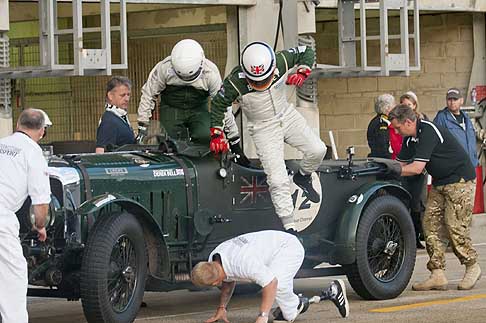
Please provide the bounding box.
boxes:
[290,172,322,232]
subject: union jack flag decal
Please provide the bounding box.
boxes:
[240,175,269,204]
[251,64,265,75]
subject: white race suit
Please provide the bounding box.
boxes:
[210,47,327,229]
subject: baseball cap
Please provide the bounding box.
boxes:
[446,88,462,100]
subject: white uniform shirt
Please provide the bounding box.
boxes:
[208,230,298,288]
[0,132,51,216]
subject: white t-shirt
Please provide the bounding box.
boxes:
[208,230,300,288]
[0,132,51,216]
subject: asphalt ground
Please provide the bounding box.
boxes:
[28,215,486,323]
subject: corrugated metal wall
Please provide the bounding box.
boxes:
[9,29,227,144]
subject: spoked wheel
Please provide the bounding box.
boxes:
[367,214,405,282]
[108,235,139,313]
[81,211,147,323]
[344,195,416,300]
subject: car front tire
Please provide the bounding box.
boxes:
[80,211,147,323]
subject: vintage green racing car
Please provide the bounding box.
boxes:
[17,141,415,323]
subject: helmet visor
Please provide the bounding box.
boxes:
[174,65,203,83]
[247,72,275,91]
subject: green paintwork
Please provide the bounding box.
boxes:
[330,181,410,264]
[76,152,196,244]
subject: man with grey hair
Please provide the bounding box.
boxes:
[0,109,51,323]
[388,104,481,291]
[367,93,401,159]
[96,76,136,153]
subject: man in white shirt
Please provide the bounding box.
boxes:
[191,230,349,323]
[0,109,51,323]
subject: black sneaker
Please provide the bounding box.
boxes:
[272,295,310,322]
[293,172,320,203]
[297,295,310,315]
[324,279,349,318]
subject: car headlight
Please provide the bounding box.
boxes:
[30,195,61,229]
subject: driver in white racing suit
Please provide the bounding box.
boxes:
[136,39,242,159]
[209,41,327,233]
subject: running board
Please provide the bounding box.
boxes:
[296,266,345,278]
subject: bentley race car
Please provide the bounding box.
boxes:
[17,141,415,323]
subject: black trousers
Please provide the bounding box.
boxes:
[402,174,427,237]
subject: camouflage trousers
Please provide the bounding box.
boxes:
[423,179,478,271]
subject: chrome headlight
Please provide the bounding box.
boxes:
[30,194,61,229]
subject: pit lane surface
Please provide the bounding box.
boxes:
[28,216,486,323]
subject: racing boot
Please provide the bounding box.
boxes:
[293,171,320,203]
[458,263,481,290]
[412,269,448,291]
[272,294,310,322]
[320,279,349,318]
[229,138,251,167]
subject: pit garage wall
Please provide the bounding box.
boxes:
[316,13,475,158]
[7,9,475,157]
[8,6,228,144]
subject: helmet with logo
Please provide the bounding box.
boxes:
[241,41,276,91]
[171,39,205,83]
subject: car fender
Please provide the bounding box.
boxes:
[77,193,170,279]
[329,181,410,265]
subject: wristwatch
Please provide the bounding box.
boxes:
[257,312,269,317]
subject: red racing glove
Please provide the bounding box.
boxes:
[286,67,312,87]
[209,127,229,154]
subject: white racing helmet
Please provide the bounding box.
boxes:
[241,41,276,91]
[171,39,205,83]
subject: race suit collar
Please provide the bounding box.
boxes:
[105,103,128,117]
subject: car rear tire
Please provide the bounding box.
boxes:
[80,211,147,323]
[344,195,416,300]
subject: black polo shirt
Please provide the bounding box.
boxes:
[96,110,136,150]
[397,119,475,186]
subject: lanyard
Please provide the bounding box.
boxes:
[16,130,32,140]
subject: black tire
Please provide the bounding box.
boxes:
[344,195,416,300]
[80,211,147,323]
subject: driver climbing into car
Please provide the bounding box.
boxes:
[209,41,327,234]
[136,39,246,163]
